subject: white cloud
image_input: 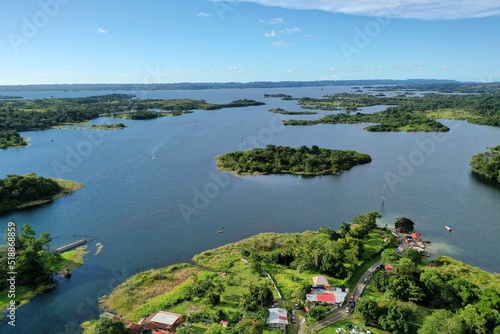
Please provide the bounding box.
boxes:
[272,40,293,47]
[328,67,336,72]
[232,0,500,20]
[269,17,284,24]
[96,27,108,34]
[280,27,302,34]
[227,66,245,73]
[265,30,278,37]
[265,27,302,37]
[198,12,213,17]
[441,65,450,69]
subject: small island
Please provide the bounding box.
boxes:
[470,145,500,184]
[216,145,372,176]
[0,173,84,212]
[268,108,317,115]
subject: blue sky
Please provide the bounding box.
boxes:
[0,0,499,85]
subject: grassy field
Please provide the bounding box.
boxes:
[425,108,482,120]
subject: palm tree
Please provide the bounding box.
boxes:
[340,222,351,239]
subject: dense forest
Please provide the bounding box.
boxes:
[0,94,265,148]
[470,146,500,183]
[355,249,500,334]
[0,173,62,212]
[283,91,500,131]
[216,145,372,175]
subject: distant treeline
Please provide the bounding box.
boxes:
[0,79,461,92]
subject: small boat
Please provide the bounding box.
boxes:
[218,230,224,233]
[445,225,452,231]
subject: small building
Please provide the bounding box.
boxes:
[385,264,394,271]
[312,275,330,288]
[306,287,347,305]
[220,320,229,327]
[143,311,182,333]
[267,308,288,330]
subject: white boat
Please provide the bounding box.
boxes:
[445,225,452,231]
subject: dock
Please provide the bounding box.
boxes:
[53,239,86,253]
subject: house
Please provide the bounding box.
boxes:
[306,287,348,305]
[385,264,394,271]
[267,308,288,330]
[220,320,229,327]
[143,311,182,333]
[312,275,330,288]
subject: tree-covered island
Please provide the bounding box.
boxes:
[268,108,317,115]
[0,94,265,148]
[470,146,500,184]
[0,173,83,212]
[216,145,372,176]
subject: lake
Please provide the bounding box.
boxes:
[0,86,499,333]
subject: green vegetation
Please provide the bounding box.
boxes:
[470,146,500,184]
[0,173,83,212]
[355,249,500,334]
[0,130,26,149]
[268,108,317,115]
[82,317,130,334]
[0,94,265,148]
[97,211,392,333]
[283,91,500,132]
[394,217,415,234]
[0,224,83,317]
[216,145,372,175]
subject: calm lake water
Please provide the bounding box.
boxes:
[0,86,499,333]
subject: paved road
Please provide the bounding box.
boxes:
[315,260,381,331]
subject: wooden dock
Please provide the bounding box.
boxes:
[53,239,86,253]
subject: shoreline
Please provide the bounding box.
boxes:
[13,179,84,211]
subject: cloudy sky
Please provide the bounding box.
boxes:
[0,0,499,84]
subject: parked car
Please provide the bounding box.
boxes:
[291,310,296,316]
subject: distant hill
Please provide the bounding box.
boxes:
[0,79,462,92]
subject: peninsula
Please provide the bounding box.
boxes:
[82,211,500,334]
[0,173,83,212]
[216,145,372,176]
[470,145,500,184]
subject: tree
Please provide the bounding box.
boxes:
[339,222,351,239]
[92,317,130,334]
[379,303,416,334]
[418,309,463,334]
[39,232,53,252]
[356,298,381,322]
[395,217,415,233]
[304,317,318,334]
[458,305,487,334]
